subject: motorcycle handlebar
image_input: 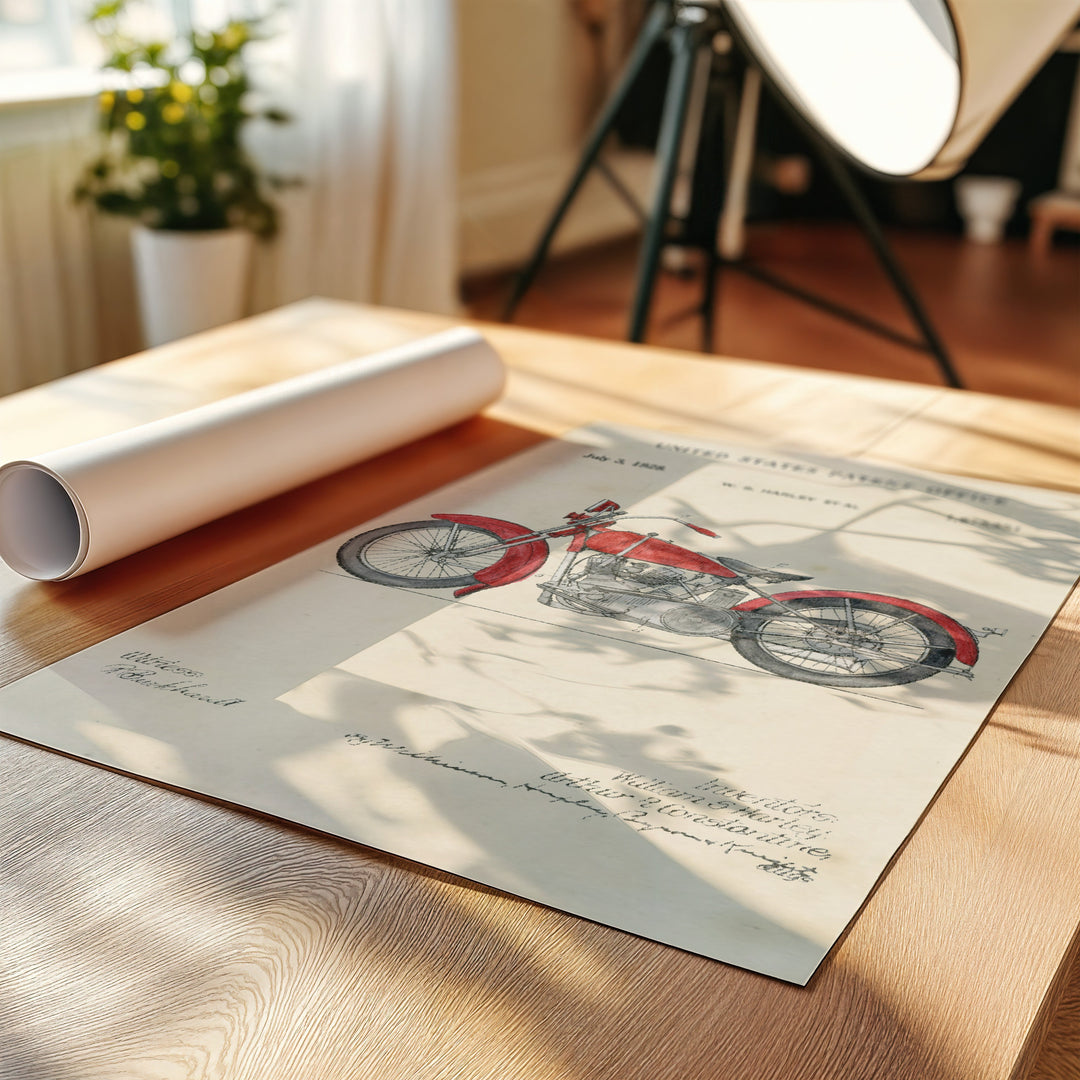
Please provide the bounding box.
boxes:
[565,509,719,539]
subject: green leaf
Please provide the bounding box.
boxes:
[76,4,296,236]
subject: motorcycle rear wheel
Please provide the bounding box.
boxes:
[731,596,956,687]
[337,520,503,589]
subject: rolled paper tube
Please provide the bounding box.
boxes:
[0,327,505,581]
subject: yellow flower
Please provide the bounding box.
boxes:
[162,102,185,124]
[125,112,147,131]
[220,24,246,50]
[126,88,144,104]
[161,160,180,178]
[170,82,194,103]
[99,91,115,111]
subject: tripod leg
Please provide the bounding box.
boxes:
[661,42,714,274]
[700,60,746,352]
[814,141,964,388]
[502,0,672,321]
[628,16,708,343]
[717,66,761,261]
[701,247,719,351]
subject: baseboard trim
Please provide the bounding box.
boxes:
[458,148,655,276]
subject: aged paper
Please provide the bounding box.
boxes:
[1,426,1077,984]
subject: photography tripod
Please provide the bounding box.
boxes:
[502,0,964,389]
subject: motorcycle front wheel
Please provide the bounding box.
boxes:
[336,520,504,589]
[730,596,956,687]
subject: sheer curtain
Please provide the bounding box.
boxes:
[0,0,460,396]
[252,0,461,317]
[0,103,89,397]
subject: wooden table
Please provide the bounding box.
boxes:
[1,298,1078,1080]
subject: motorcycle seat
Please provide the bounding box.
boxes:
[753,570,814,583]
[719,557,812,583]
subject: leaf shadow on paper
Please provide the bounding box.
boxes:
[272,597,868,981]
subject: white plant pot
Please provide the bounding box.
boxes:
[954,176,1022,245]
[131,225,254,347]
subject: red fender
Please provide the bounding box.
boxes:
[733,590,979,666]
[431,513,550,597]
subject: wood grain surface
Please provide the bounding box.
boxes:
[1,299,1078,1080]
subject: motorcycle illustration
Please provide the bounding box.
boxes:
[336,499,983,689]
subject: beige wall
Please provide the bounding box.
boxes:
[458,0,591,176]
[457,0,652,276]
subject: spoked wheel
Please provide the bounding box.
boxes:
[336,520,504,589]
[731,596,956,687]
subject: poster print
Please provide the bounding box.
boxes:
[334,498,976,689]
[1,426,1077,984]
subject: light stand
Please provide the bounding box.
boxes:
[502,0,965,389]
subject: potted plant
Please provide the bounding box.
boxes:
[75,0,289,347]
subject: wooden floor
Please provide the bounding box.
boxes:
[465,222,1080,409]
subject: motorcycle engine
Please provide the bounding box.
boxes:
[558,555,743,637]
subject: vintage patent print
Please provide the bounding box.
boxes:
[1,427,1077,984]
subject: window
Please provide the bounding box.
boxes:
[0,1,259,104]
[0,0,83,72]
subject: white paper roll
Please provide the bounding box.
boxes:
[0,327,505,581]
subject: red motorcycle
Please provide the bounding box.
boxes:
[336,499,981,688]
